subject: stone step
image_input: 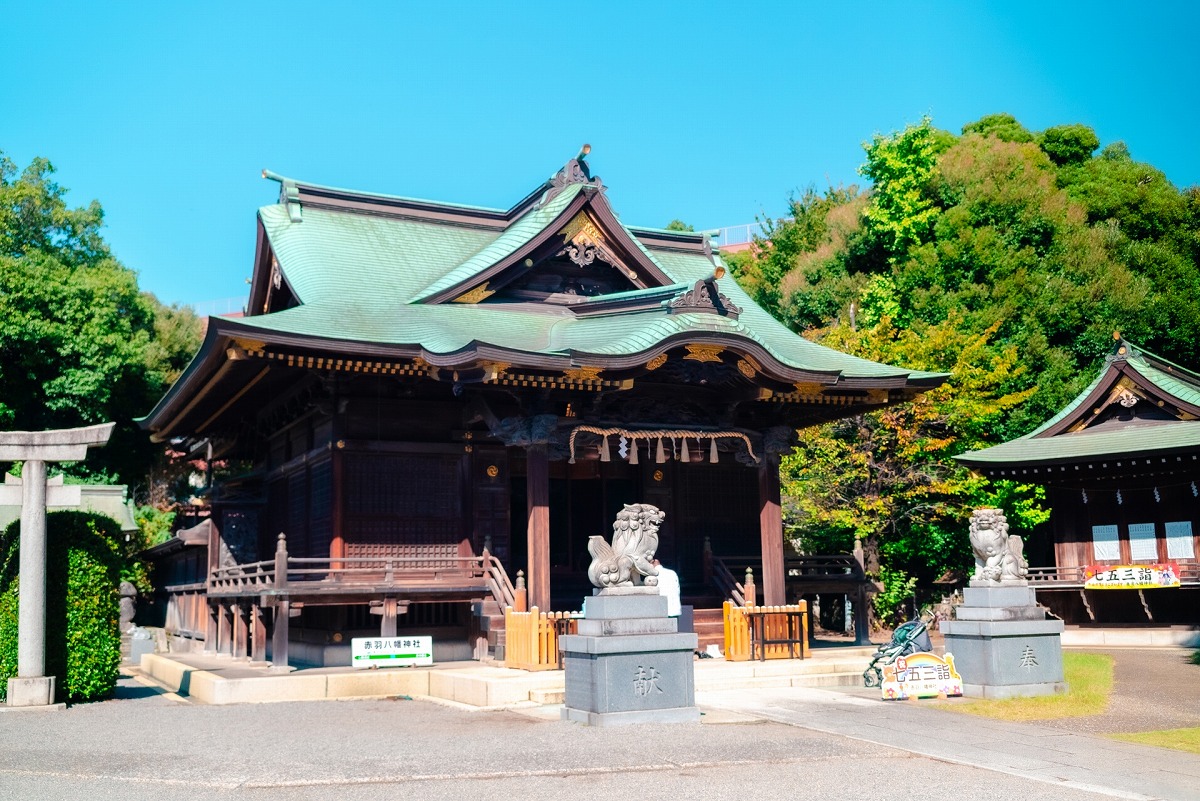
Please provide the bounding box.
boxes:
[529,687,565,705]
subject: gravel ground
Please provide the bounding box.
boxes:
[1038,648,1200,734]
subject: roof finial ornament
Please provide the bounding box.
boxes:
[702,232,719,269]
[536,143,604,210]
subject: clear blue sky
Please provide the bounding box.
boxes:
[5,1,1198,307]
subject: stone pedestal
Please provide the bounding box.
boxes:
[941,585,1066,699]
[560,589,699,726]
[4,676,62,709]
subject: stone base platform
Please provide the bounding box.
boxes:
[4,675,60,708]
[942,585,1066,699]
[560,591,699,726]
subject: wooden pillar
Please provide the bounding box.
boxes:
[272,600,290,669]
[526,444,551,611]
[250,604,267,662]
[381,597,398,638]
[853,585,872,646]
[758,460,786,606]
[233,604,249,659]
[216,604,230,655]
[205,518,220,586]
[330,447,345,569]
[203,601,219,653]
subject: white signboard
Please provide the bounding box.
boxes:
[351,636,433,668]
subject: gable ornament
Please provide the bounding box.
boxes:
[557,211,623,270]
[535,144,605,210]
[668,275,742,319]
[1114,387,1139,408]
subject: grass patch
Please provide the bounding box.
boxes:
[1189,649,1200,666]
[944,652,1113,721]
[1109,727,1200,754]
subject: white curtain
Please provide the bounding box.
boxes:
[1165,521,1195,559]
[1091,525,1120,561]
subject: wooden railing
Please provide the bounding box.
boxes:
[206,533,518,609]
[711,555,750,606]
[723,601,810,661]
[786,554,868,579]
[503,606,582,671]
[482,551,517,609]
[163,582,208,641]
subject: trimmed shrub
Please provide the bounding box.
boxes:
[0,511,124,703]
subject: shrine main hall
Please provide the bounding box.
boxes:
[142,150,941,664]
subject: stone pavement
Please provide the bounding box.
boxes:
[699,683,1200,801]
[0,675,1124,801]
[3,647,1199,800]
[1036,648,1200,735]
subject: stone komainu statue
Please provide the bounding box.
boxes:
[968,508,1028,584]
[587,503,665,589]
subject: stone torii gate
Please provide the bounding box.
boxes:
[0,423,114,709]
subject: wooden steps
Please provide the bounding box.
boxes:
[692,607,726,654]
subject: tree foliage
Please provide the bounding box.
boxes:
[733,114,1199,621]
[782,317,1046,623]
[0,152,202,489]
[858,117,954,262]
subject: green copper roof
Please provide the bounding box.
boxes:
[262,205,498,307]
[956,422,1200,465]
[958,341,1200,468]
[251,184,940,382]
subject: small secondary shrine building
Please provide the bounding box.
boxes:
[143,152,941,665]
[958,338,1200,625]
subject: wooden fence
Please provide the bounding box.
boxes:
[503,607,581,671]
[723,601,810,661]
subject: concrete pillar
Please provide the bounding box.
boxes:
[17,460,47,680]
[0,422,114,709]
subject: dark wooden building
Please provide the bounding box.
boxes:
[958,338,1200,625]
[142,152,942,665]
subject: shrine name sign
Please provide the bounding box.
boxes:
[351,636,433,668]
[1084,564,1181,590]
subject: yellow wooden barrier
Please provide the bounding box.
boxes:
[503,607,580,671]
[723,601,810,661]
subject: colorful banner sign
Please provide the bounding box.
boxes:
[881,652,963,700]
[1084,563,1181,589]
[351,635,433,668]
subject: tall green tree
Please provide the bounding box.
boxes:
[731,113,1199,620]
[782,316,1046,623]
[0,152,201,487]
[858,117,954,263]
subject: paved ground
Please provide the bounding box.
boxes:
[0,677,1122,801]
[1038,648,1200,735]
[2,647,1197,801]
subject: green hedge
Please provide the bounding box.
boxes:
[0,511,124,703]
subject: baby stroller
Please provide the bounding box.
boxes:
[862,614,933,687]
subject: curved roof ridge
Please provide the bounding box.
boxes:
[410,183,586,303]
